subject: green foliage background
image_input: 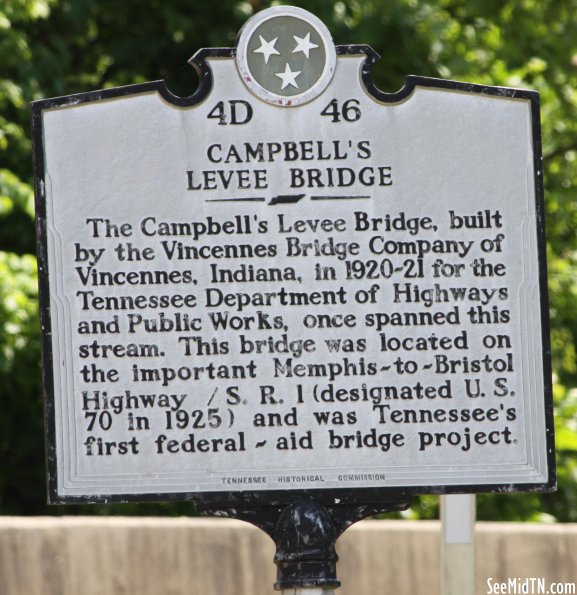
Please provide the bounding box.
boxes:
[1,0,577,519]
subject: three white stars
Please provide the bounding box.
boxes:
[252,31,319,91]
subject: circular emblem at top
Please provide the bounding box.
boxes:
[236,6,336,106]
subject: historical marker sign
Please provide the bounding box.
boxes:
[33,6,554,505]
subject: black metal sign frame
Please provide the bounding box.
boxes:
[33,44,555,509]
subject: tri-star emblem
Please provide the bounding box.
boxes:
[236,6,336,106]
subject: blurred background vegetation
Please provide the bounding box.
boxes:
[1,0,577,519]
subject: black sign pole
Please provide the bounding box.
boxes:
[198,499,410,591]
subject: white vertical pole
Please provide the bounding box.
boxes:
[441,494,476,595]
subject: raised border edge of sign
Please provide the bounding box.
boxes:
[531,90,557,496]
[44,477,555,507]
[31,104,58,504]
[31,43,556,506]
[30,45,544,112]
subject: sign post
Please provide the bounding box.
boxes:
[33,6,555,591]
[441,494,476,595]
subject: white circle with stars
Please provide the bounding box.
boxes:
[236,6,337,106]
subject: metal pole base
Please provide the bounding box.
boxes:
[273,500,340,591]
[199,498,409,591]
